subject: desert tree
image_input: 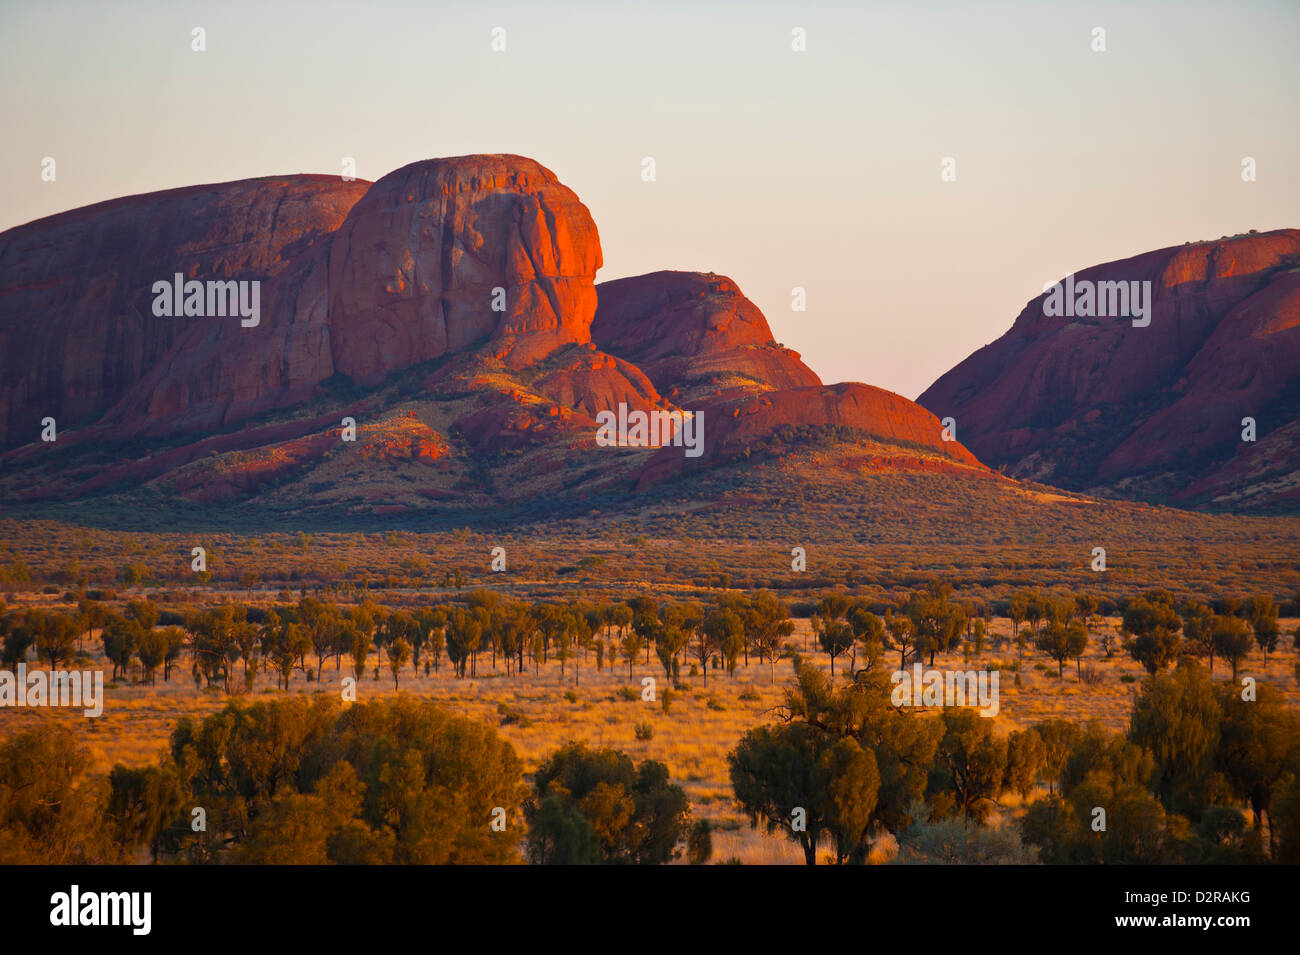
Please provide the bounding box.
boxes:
[527,741,690,865]
[1127,660,1221,815]
[690,612,721,685]
[743,591,795,683]
[102,613,142,682]
[1046,594,1076,626]
[444,607,480,679]
[1214,681,1297,851]
[1274,776,1300,864]
[686,819,713,865]
[608,602,633,647]
[1024,590,1045,634]
[703,607,743,680]
[135,627,169,686]
[932,708,1007,822]
[422,606,448,673]
[1075,593,1099,631]
[730,721,835,864]
[904,589,953,666]
[1127,626,1183,676]
[1180,599,1216,673]
[1122,594,1183,675]
[262,612,308,690]
[847,603,885,675]
[75,597,108,655]
[884,611,916,669]
[1031,719,1081,795]
[0,726,122,864]
[567,606,594,684]
[234,615,259,687]
[496,603,526,676]
[106,764,185,862]
[619,624,642,681]
[1035,620,1088,678]
[1245,595,1280,659]
[32,611,78,670]
[654,620,689,682]
[298,596,334,680]
[162,626,187,683]
[627,596,659,665]
[1213,614,1254,683]
[386,637,411,689]
[349,619,373,681]
[1065,621,1089,677]
[1008,592,1029,645]
[818,618,855,676]
[125,598,159,633]
[731,661,938,864]
[1004,729,1046,800]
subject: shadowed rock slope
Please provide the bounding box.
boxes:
[919,231,1300,512]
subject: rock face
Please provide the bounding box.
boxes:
[592,271,821,404]
[0,153,991,510]
[327,155,602,378]
[0,175,371,449]
[918,230,1300,510]
[93,155,605,441]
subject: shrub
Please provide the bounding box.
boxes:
[497,702,531,727]
[894,803,1037,864]
[526,741,689,864]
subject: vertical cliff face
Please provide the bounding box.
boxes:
[81,155,607,440]
[0,175,371,449]
[918,230,1300,510]
[324,155,603,379]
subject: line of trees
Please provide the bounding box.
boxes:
[1,591,800,690]
[1,585,1293,697]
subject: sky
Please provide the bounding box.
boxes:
[2,0,1297,401]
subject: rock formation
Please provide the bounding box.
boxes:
[0,175,370,449]
[592,270,821,404]
[0,154,989,510]
[919,230,1300,510]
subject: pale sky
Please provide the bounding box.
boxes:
[2,0,1297,400]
